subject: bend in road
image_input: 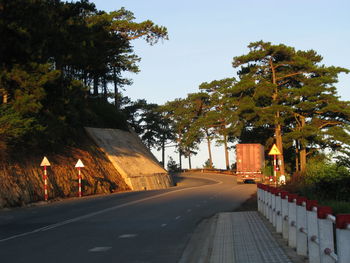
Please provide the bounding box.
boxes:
[0,173,256,263]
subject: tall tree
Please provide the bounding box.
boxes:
[0,0,169,154]
[233,41,349,174]
[85,7,168,108]
[123,99,174,166]
[199,78,239,170]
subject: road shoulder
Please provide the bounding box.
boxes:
[179,192,308,263]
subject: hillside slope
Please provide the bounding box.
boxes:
[0,132,130,208]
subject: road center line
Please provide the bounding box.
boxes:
[118,234,138,239]
[0,176,223,243]
[89,247,112,252]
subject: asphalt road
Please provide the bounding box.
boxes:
[0,173,256,263]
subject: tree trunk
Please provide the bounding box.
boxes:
[161,138,165,168]
[102,77,107,101]
[275,112,285,176]
[224,134,230,170]
[2,91,8,104]
[113,67,119,109]
[188,154,192,169]
[93,76,99,96]
[206,134,213,168]
[299,116,307,172]
[300,149,307,173]
[295,140,300,173]
[271,59,285,176]
[179,151,182,170]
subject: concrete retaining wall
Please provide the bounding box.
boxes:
[85,127,173,190]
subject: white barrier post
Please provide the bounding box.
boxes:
[288,193,298,248]
[257,184,262,213]
[281,191,289,240]
[336,215,350,263]
[306,200,320,263]
[258,184,265,214]
[261,185,266,216]
[264,186,269,218]
[317,206,335,263]
[275,190,283,233]
[271,188,277,227]
[296,196,308,257]
[268,187,273,222]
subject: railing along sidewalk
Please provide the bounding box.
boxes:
[257,184,350,263]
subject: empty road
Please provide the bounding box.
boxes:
[0,173,256,263]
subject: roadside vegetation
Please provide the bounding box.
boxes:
[1,1,350,209]
[282,157,350,213]
[0,0,168,158]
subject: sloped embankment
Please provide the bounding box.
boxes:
[85,127,173,190]
[0,132,130,208]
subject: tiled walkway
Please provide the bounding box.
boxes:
[209,212,292,263]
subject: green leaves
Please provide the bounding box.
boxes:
[0,0,169,154]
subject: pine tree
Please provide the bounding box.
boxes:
[232,41,350,174]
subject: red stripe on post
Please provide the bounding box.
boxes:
[275,189,282,196]
[288,193,298,203]
[317,206,333,219]
[306,200,318,211]
[336,214,350,229]
[296,196,307,206]
[280,191,288,199]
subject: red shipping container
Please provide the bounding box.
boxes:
[236,144,265,183]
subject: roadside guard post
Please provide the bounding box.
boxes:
[40,156,51,201]
[268,144,281,185]
[75,159,85,197]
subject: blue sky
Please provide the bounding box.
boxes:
[91,0,350,169]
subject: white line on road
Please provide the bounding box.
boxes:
[187,209,192,213]
[118,234,138,239]
[89,247,112,252]
[161,224,167,227]
[175,216,181,220]
[0,176,223,243]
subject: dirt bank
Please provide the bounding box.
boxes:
[0,132,130,208]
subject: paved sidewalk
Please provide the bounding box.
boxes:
[180,211,302,263]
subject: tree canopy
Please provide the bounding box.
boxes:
[0,0,168,155]
[162,41,349,173]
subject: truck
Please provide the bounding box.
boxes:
[236,143,265,183]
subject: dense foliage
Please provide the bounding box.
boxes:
[282,158,350,213]
[162,41,350,174]
[0,0,167,155]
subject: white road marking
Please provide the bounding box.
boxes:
[161,224,167,227]
[0,176,223,243]
[196,204,201,207]
[118,234,138,239]
[175,216,181,220]
[89,247,112,252]
[187,209,192,213]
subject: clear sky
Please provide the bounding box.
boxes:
[91,0,350,169]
